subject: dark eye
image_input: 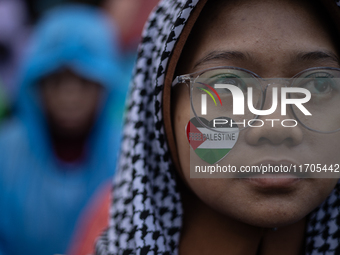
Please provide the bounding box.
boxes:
[304,79,333,94]
[301,72,335,95]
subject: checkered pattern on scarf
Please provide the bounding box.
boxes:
[96,0,340,254]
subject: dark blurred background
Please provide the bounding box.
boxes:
[0,1,159,255]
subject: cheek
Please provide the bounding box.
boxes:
[41,89,59,115]
[80,88,103,121]
[83,89,102,111]
[298,131,340,168]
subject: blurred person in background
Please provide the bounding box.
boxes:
[23,0,159,100]
[66,2,162,254]
[0,4,126,255]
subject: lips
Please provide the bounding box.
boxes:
[237,160,306,189]
[243,175,301,190]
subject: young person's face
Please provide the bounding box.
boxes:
[40,69,102,137]
[172,0,340,227]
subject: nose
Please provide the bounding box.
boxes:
[245,81,304,146]
[57,77,84,103]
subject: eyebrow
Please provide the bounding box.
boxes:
[193,50,340,69]
[295,51,340,66]
[193,51,250,69]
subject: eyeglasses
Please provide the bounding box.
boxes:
[172,66,340,133]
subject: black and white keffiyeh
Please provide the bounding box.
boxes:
[96,0,340,254]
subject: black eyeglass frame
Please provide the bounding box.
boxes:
[172,66,340,134]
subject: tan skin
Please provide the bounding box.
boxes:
[171,0,340,254]
[40,68,102,161]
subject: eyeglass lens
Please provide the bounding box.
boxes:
[190,68,340,133]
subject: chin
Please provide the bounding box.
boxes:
[204,189,317,228]
[239,208,306,228]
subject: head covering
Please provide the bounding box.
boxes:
[96,0,340,254]
[0,5,127,255]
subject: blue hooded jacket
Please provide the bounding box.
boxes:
[0,5,128,255]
